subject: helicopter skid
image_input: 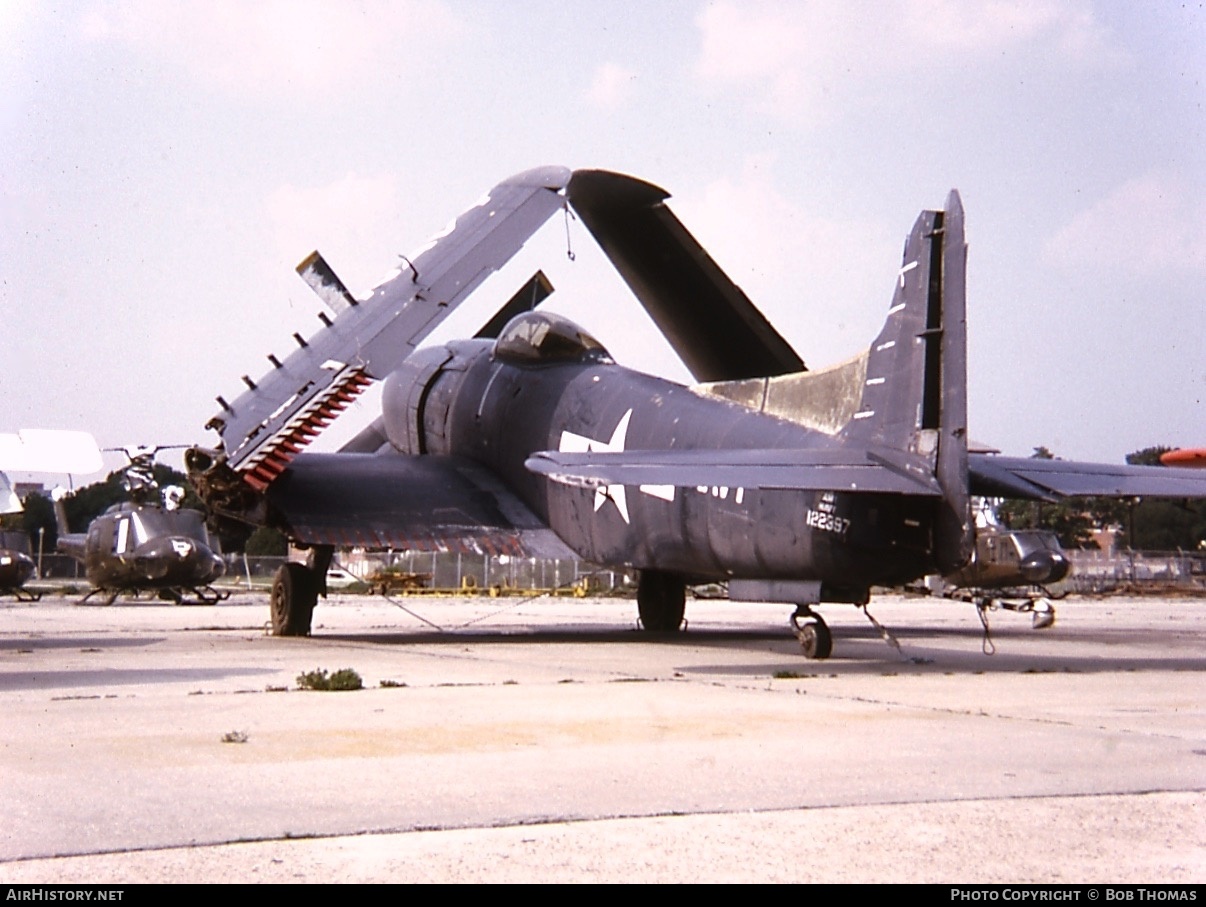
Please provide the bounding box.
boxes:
[75,585,229,606]
[2,587,42,603]
[186,586,231,606]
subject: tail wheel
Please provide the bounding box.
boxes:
[790,606,833,659]
[796,619,833,659]
[271,563,318,636]
[637,570,686,632]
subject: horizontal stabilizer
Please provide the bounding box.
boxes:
[526,446,943,496]
[296,250,358,315]
[207,166,571,490]
[969,454,1206,500]
[266,453,576,558]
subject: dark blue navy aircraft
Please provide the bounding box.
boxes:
[186,167,1206,657]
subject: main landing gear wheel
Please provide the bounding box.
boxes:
[791,606,832,659]
[271,563,318,636]
[637,570,686,632]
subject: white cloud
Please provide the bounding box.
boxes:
[672,156,899,362]
[588,62,637,110]
[694,0,1125,119]
[77,0,461,98]
[1045,172,1206,277]
[901,0,1119,57]
[264,171,402,295]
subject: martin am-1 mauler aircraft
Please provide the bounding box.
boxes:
[186,167,1206,657]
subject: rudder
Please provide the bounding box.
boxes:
[839,192,972,572]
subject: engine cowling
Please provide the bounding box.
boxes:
[382,344,479,456]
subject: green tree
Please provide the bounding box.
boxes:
[54,464,205,535]
[1116,445,1206,550]
[1126,446,1172,466]
[13,493,59,551]
[245,526,288,556]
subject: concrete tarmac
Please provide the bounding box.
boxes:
[0,591,1202,883]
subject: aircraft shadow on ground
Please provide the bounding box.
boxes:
[0,634,163,651]
[0,665,280,692]
[310,622,1206,677]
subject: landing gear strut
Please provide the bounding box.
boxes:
[790,605,832,659]
[637,570,686,632]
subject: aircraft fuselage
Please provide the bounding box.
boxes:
[383,338,940,599]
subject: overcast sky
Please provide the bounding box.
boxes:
[3,0,1203,482]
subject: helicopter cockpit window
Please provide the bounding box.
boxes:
[115,517,133,554]
[0,531,30,554]
[131,509,211,545]
[493,312,612,365]
[1011,530,1063,558]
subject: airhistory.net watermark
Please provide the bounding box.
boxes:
[5,891,124,901]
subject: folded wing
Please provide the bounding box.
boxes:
[567,170,805,382]
[209,166,571,489]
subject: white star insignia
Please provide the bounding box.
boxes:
[558,409,632,524]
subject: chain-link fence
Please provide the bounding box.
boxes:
[1060,549,1205,594]
[28,548,1203,597]
[220,551,637,596]
[31,554,85,580]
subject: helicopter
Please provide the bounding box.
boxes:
[0,530,39,601]
[1,478,38,601]
[55,446,228,605]
[913,498,1070,629]
[1,429,103,601]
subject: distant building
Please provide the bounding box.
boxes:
[1088,525,1122,552]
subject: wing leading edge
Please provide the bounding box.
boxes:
[969,454,1206,501]
[528,449,1206,501]
[526,447,944,496]
[266,453,575,558]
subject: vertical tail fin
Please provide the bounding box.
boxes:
[689,192,974,572]
[50,487,73,538]
[840,191,972,571]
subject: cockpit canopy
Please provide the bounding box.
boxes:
[0,530,31,554]
[1007,529,1064,558]
[96,506,212,551]
[493,312,612,365]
